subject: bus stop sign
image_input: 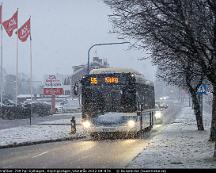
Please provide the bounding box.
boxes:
[196,84,208,95]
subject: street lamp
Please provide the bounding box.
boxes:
[87,41,130,74]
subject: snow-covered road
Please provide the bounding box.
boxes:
[1,101,215,168]
[0,100,180,148]
[127,106,216,168]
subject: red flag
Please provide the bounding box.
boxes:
[0,5,2,24]
[2,10,18,37]
[18,18,30,42]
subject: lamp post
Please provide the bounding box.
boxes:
[87,41,130,74]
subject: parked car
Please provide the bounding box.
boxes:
[0,104,30,119]
[22,102,51,116]
[58,98,80,113]
[56,104,63,113]
[2,99,16,107]
[154,104,164,124]
[155,101,168,110]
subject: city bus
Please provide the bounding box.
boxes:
[79,67,155,138]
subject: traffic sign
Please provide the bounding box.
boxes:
[43,88,64,95]
[196,84,208,95]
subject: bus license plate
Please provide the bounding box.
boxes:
[102,128,115,132]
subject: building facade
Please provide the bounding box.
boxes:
[66,57,109,97]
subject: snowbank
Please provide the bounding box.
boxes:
[128,106,216,168]
[0,118,83,147]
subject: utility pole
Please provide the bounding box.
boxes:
[87,42,130,74]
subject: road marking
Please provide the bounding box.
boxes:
[32,151,48,158]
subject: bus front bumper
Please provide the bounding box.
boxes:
[83,125,139,134]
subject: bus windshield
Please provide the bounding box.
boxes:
[81,73,136,117]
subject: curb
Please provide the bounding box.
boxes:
[0,135,86,149]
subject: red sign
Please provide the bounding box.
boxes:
[43,88,64,95]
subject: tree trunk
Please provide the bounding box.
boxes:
[214,141,216,159]
[210,86,216,141]
[190,90,204,131]
[189,96,191,107]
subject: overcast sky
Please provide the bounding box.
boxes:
[1,0,156,81]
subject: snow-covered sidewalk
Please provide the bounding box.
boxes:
[0,117,84,148]
[128,106,216,168]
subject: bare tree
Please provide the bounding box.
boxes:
[105,0,216,157]
[105,0,216,139]
[155,55,205,130]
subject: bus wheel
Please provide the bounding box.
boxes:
[136,130,146,139]
[90,133,99,140]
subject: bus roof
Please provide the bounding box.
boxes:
[90,67,142,75]
[89,67,154,86]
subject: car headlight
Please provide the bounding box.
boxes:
[82,120,91,128]
[127,120,135,128]
[155,111,162,119]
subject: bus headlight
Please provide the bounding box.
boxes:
[127,120,135,128]
[155,111,162,119]
[82,120,91,128]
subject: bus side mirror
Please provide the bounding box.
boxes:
[73,82,79,96]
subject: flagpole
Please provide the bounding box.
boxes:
[30,17,32,126]
[0,4,3,109]
[16,9,18,106]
